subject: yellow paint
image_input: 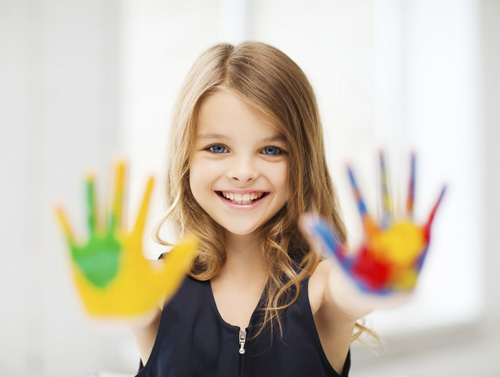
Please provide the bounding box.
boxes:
[110,161,125,230]
[55,206,75,245]
[368,220,425,267]
[72,234,198,317]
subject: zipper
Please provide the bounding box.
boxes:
[238,328,247,354]
[238,328,246,377]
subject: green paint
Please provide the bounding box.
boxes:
[86,178,97,233]
[71,231,121,289]
[68,173,123,289]
[108,212,118,232]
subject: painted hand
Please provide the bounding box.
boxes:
[302,153,445,296]
[55,161,198,318]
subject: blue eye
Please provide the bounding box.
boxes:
[261,146,283,156]
[207,144,228,154]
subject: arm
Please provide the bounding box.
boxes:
[130,306,162,366]
[129,259,169,365]
[55,160,197,361]
[309,260,357,375]
[303,152,445,370]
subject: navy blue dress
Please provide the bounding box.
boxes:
[136,276,350,377]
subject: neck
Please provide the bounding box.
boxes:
[216,232,269,285]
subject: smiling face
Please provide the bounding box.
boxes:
[189,89,289,240]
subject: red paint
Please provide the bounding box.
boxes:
[352,247,393,290]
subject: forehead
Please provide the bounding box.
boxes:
[195,90,284,141]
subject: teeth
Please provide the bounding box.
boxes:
[221,191,264,204]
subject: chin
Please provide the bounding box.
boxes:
[222,225,260,238]
[217,218,266,238]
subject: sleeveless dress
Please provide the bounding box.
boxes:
[136,276,350,377]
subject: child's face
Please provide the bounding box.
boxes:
[190,89,289,238]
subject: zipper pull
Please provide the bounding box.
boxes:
[239,328,247,354]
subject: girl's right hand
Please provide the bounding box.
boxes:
[55,160,198,320]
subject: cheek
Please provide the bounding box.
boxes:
[271,162,290,198]
[188,158,203,201]
[189,157,219,196]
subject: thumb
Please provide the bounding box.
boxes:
[157,234,198,299]
[299,214,345,261]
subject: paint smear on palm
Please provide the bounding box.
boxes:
[71,234,198,317]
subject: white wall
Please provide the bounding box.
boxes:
[0,1,137,376]
[481,0,500,326]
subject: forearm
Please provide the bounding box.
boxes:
[130,307,162,366]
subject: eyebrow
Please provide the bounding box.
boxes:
[196,133,287,143]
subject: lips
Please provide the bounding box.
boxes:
[216,191,269,205]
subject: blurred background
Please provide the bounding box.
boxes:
[1,0,499,376]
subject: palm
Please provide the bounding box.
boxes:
[71,233,121,289]
[56,161,197,318]
[304,153,445,295]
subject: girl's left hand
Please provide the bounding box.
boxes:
[301,153,445,311]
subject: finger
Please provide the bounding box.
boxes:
[54,206,76,246]
[424,185,446,235]
[159,233,198,299]
[109,160,125,232]
[299,214,345,261]
[347,165,368,219]
[379,150,393,226]
[86,174,98,234]
[131,176,154,238]
[416,246,430,273]
[406,152,416,219]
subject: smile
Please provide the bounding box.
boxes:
[216,191,269,205]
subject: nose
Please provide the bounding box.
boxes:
[228,156,257,183]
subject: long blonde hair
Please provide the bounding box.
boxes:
[156,41,367,340]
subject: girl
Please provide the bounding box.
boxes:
[134,41,358,377]
[58,41,442,377]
